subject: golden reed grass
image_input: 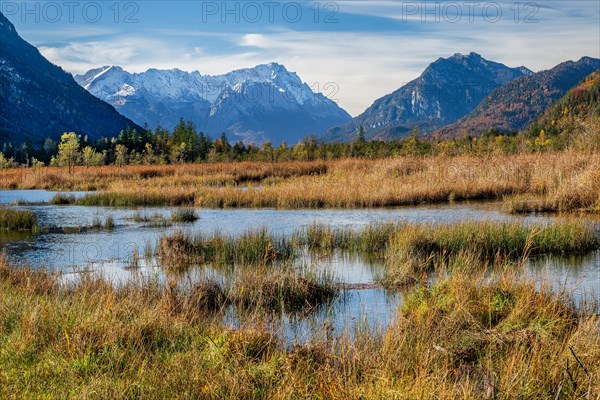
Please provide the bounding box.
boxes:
[0,152,598,211]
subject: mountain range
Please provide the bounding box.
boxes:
[0,11,139,144]
[1,7,598,147]
[324,52,533,142]
[437,57,600,137]
[75,64,351,144]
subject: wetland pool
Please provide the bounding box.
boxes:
[1,190,598,343]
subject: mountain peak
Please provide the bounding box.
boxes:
[452,52,482,59]
[324,53,531,142]
[266,61,287,70]
[436,56,600,137]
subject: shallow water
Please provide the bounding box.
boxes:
[0,189,89,204]
[1,190,599,341]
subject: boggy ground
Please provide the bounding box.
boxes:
[0,219,599,398]
[0,253,598,399]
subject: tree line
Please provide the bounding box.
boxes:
[0,116,597,169]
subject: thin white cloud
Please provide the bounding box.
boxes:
[40,41,140,67]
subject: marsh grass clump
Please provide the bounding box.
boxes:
[104,215,115,231]
[170,208,199,223]
[130,211,172,227]
[161,279,228,313]
[77,191,196,207]
[299,223,395,254]
[383,220,599,286]
[188,280,228,311]
[91,216,102,230]
[156,230,337,312]
[0,207,37,231]
[375,269,600,398]
[228,267,338,312]
[158,229,295,271]
[49,193,76,205]
[157,231,197,271]
[407,220,597,257]
[300,220,597,259]
[156,221,598,283]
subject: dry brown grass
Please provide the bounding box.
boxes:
[0,161,328,191]
[1,152,599,211]
[0,253,598,399]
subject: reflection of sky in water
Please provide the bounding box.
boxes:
[1,190,599,342]
[0,190,89,204]
[527,252,600,308]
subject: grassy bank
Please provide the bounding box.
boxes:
[3,152,599,212]
[0,255,597,398]
[0,161,328,191]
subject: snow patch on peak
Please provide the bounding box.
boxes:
[115,83,135,97]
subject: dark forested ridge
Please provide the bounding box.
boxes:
[526,70,600,137]
[0,12,140,144]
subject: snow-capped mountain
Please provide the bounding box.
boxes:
[0,11,139,143]
[324,53,533,142]
[75,63,351,144]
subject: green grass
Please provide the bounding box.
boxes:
[130,211,172,227]
[156,220,598,289]
[382,220,598,286]
[297,220,598,258]
[293,220,599,286]
[0,207,37,231]
[393,220,597,257]
[297,222,396,253]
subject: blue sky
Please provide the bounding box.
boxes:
[3,0,599,115]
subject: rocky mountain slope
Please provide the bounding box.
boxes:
[437,57,600,137]
[324,52,532,142]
